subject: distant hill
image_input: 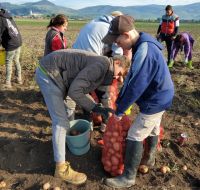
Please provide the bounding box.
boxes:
[1,0,75,16]
[1,0,200,20]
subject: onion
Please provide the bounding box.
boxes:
[139,165,149,174]
[43,182,51,190]
[111,155,119,166]
[160,166,170,174]
[113,142,120,151]
[53,187,61,190]
[183,165,187,171]
[0,181,6,188]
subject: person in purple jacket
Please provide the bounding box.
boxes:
[168,32,194,69]
[102,15,174,188]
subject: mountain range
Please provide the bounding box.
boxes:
[1,0,200,20]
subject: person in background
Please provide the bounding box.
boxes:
[0,8,22,88]
[102,15,174,188]
[72,11,123,56]
[35,49,130,185]
[168,32,194,69]
[73,11,131,132]
[156,5,179,65]
[44,14,68,56]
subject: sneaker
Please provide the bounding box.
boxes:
[100,123,107,133]
[54,162,87,185]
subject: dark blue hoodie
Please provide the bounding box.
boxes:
[0,9,22,51]
[116,32,174,115]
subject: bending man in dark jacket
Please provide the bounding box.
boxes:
[35,49,130,185]
[0,8,22,88]
[102,15,174,188]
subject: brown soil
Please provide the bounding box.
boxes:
[0,23,200,190]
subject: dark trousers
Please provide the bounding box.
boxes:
[158,34,173,63]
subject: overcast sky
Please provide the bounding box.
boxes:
[2,0,200,9]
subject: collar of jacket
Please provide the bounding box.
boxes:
[51,26,64,34]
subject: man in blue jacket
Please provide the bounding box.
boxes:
[102,15,174,188]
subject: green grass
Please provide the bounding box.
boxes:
[16,18,200,63]
[16,19,200,34]
[16,19,49,26]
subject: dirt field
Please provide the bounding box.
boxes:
[0,21,200,190]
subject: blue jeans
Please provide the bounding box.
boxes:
[35,67,70,162]
[6,47,21,83]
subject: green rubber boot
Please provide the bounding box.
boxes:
[168,60,174,68]
[187,60,194,69]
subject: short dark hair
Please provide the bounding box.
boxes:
[165,5,173,11]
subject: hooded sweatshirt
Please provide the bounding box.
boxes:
[116,32,174,115]
[0,9,22,51]
[72,15,122,56]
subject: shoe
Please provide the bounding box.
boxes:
[105,140,143,188]
[140,136,158,167]
[54,162,87,185]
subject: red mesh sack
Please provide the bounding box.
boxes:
[90,91,102,125]
[101,115,131,176]
[91,79,119,125]
[108,79,118,110]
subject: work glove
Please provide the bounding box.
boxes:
[92,104,114,123]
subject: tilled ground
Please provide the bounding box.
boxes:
[0,61,200,190]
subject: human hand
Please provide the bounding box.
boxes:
[113,114,123,121]
[92,104,114,122]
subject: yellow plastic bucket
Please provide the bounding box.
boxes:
[0,49,6,65]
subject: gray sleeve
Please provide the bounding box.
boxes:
[68,64,105,112]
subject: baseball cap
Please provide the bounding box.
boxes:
[111,10,123,17]
[102,15,134,44]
